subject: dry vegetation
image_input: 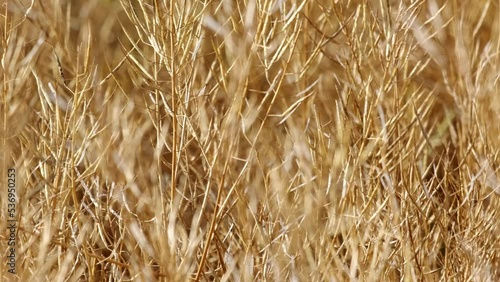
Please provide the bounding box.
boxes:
[1,0,499,281]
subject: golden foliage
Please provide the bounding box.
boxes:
[1,0,499,280]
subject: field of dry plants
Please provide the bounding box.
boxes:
[1,0,499,281]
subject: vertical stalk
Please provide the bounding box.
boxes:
[169,1,177,202]
[152,0,164,209]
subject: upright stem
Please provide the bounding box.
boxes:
[169,1,177,202]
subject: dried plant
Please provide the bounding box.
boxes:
[1,0,499,281]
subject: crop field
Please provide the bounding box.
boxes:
[1,0,499,281]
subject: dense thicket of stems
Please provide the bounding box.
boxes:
[1,0,499,281]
